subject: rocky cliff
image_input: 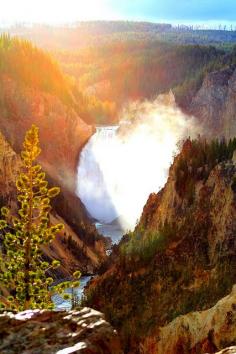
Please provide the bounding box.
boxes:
[0,308,123,354]
[0,70,104,248]
[0,74,92,191]
[84,139,236,353]
[189,66,236,139]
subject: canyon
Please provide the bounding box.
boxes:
[1,29,236,354]
[53,62,236,351]
[84,134,236,352]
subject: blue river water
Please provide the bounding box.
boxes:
[52,223,124,310]
[52,276,92,310]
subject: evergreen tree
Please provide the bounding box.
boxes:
[0,125,80,311]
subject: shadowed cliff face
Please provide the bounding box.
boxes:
[85,141,236,353]
[189,66,236,139]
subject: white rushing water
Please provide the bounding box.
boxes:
[77,126,120,225]
[76,95,199,234]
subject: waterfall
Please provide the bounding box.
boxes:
[76,126,120,225]
[76,97,199,230]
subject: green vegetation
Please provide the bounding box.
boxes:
[0,125,80,311]
[175,137,236,199]
[54,39,236,124]
[86,236,236,351]
[120,222,175,265]
[3,31,236,125]
[13,22,236,51]
[3,28,236,125]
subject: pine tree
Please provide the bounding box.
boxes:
[0,125,80,311]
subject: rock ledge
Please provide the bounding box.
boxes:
[0,308,123,354]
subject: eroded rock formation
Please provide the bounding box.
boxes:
[0,75,92,193]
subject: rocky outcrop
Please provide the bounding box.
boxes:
[0,308,123,354]
[154,285,236,354]
[190,66,236,139]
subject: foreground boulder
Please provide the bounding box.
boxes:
[0,308,123,354]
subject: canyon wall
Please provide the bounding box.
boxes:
[189,65,236,139]
[155,285,236,354]
[0,35,109,275]
[85,140,236,353]
[0,75,92,191]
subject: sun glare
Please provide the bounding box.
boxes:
[1,0,116,25]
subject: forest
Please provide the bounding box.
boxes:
[55,40,236,123]
[3,22,236,124]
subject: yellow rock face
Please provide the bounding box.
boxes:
[155,285,236,354]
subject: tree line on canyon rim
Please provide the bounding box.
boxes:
[56,39,236,122]
[2,33,236,126]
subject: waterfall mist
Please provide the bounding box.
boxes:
[76,93,199,230]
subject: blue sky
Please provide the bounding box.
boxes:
[1,0,236,26]
[108,0,236,22]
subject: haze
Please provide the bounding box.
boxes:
[1,0,236,26]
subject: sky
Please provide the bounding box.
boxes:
[0,0,236,26]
